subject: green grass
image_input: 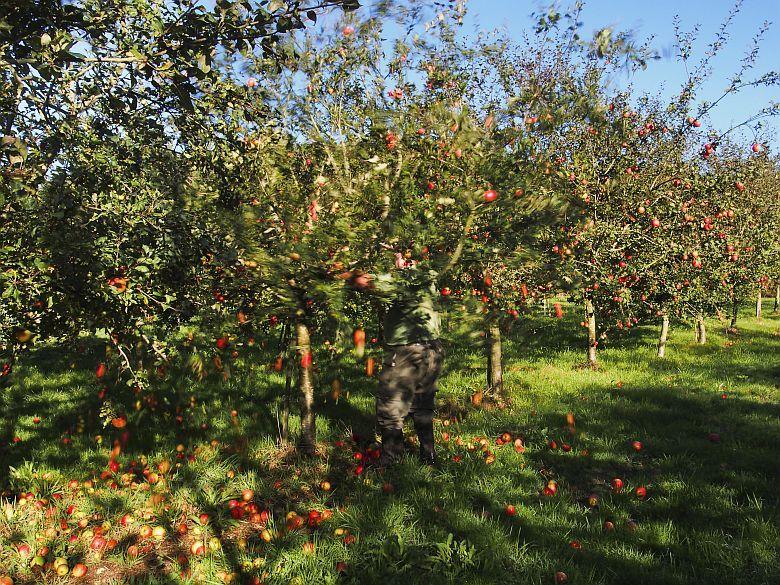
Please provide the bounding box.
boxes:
[1,304,779,585]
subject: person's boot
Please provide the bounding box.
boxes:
[378,428,405,468]
[414,420,436,466]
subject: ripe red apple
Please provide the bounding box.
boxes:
[483,189,498,203]
[611,478,624,492]
[635,486,647,499]
[651,218,660,228]
[191,541,206,556]
[751,143,761,153]
[95,363,107,379]
[631,440,643,452]
[504,504,516,516]
[71,564,88,578]
[17,544,31,558]
[216,336,229,350]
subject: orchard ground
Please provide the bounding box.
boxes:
[1,303,778,585]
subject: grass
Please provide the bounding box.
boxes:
[1,303,779,585]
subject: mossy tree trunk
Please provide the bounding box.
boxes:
[695,313,707,345]
[585,295,597,366]
[657,314,669,358]
[486,322,503,394]
[296,319,316,455]
[730,300,739,329]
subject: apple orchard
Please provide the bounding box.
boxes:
[1,1,779,585]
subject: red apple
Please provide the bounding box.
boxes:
[631,440,643,452]
[190,541,206,556]
[504,504,516,516]
[483,189,498,203]
[635,486,647,499]
[611,478,624,492]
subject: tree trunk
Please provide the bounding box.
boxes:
[296,320,316,455]
[585,295,597,366]
[730,301,739,330]
[756,289,762,321]
[281,363,292,444]
[774,284,780,313]
[695,314,707,345]
[486,323,503,394]
[657,314,669,358]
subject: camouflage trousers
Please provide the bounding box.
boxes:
[376,339,445,432]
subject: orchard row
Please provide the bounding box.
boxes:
[1,3,778,452]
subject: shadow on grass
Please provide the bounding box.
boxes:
[1,309,778,584]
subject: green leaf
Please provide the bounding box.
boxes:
[197,53,210,74]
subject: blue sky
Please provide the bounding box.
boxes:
[199,0,779,147]
[461,0,780,147]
